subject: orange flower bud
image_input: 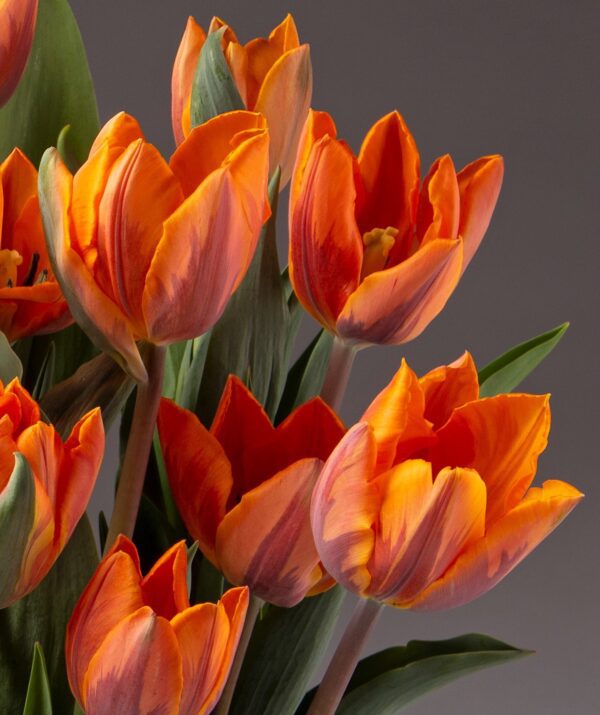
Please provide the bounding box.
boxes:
[0,0,38,106]
[158,376,346,607]
[0,149,70,341]
[311,353,582,610]
[0,378,104,608]
[289,110,504,346]
[172,14,311,185]
[66,536,248,715]
[38,111,270,383]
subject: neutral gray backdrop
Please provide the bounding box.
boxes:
[69,1,599,712]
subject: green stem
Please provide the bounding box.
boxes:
[104,344,166,553]
[215,594,263,715]
[320,336,357,412]
[307,598,383,715]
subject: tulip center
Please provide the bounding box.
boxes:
[0,249,23,288]
[361,227,398,279]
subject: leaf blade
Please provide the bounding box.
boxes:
[23,643,53,715]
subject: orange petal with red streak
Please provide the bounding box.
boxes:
[141,540,189,620]
[416,154,460,245]
[0,0,38,106]
[419,351,479,429]
[171,17,206,145]
[290,109,337,206]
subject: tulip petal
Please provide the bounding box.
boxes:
[216,458,325,606]
[337,237,463,345]
[369,464,486,604]
[141,541,189,620]
[409,480,583,610]
[419,351,479,429]
[83,607,183,715]
[88,112,145,158]
[0,149,42,259]
[311,423,379,594]
[457,155,504,272]
[143,130,269,343]
[4,377,40,427]
[171,17,206,145]
[0,0,38,106]
[255,44,312,185]
[416,154,460,245]
[158,398,232,564]
[0,281,69,341]
[290,109,337,206]
[432,393,551,524]
[38,148,147,382]
[289,134,362,330]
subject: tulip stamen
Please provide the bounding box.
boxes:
[361,226,398,279]
[23,252,40,286]
[0,248,23,287]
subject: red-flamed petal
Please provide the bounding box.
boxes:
[141,541,189,620]
[0,0,38,106]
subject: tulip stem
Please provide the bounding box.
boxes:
[321,337,357,412]
[215,593,263,715]
[104,344,166,553]
[307,597,383,715]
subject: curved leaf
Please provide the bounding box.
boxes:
[0,332,23,383]
[23,643,53,715]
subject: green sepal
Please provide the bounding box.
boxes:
[0,331,23,384]
[479,322,569,397]
[23,643,53,715]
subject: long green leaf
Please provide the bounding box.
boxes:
[23,644,53,715]
[0,0,99,167]
[231,587,345,715]
[478,322,569,397]
[0,331,23,383]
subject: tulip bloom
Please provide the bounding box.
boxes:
[66,536,248,715]
[311,353,582,610]
[289,110,504,346]
[0,149,70,341]
[172,14,311,185]
[0,378,103,608]
[0,0,38,106]
[158,376,346,607]
[38,110,270,382]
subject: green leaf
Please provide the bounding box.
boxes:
[190,27,245,127]
[197,169,300,423]
[23,643,53,715]
[0,0,99,167]
[478,322,569,397]
[174,334,211,411]
[31,342,56,400]
[231,587,345,715]
[0,515,98,714]
[298,634,531,715]
[0,331,23,383]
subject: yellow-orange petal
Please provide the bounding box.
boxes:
[337,237,463,345]
[408,480,583,611]
[0,281,69,342]
[432,393,550,525]
[4,377,39,427]
[311,423,379,595]
[289,134,362,331]
[369,464,486,603]
[216,458,324,607]
[419,351,479,429]
[290,109,337,207]
[82,607,183,715]
[171,17,206,145]
[416,155,460,245]
[457,155,504,272]
[157,398,232,564]
[141,541,189,620]
[255,44,312,185]
[0,0,38,106]
[0,149,39,249]
[88,112,145,158]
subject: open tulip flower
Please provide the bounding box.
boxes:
[158,376,346,607]
[66,536,248,715]
[38,109,270,383]
[0,378,103,608]
[0,0,38,106]
[289,110,504,346]
[311,353,582,610]
[0,148,70,341]
[172,13,311,185]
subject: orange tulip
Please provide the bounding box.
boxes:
[0,378,103,608]
[311,353,582,610]
[158,376,346,607]
[0,149,70,341]
[289,110,504,345]
[38,110,270,382]
[66,536,248,715]
[172,14,311,185]
[0,0,38,106]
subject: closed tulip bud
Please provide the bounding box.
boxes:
[0,0,38,106]
[38,110,270,383]
[0,379,104,608]
[0,149,71,341]
[66,536,248,715]
[172,14,311,185]
[158,376,346,607]
[311,353,582,610]
[289,110,504,346]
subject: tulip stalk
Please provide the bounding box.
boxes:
[320,337,358,412]
[307,597,383,715]
[105,344,166,552]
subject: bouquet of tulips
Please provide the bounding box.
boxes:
[0,2,582,714]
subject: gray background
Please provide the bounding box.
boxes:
[69,1,599,712]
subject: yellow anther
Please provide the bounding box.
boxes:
[0,249,23,288]
[361,226,398,279]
